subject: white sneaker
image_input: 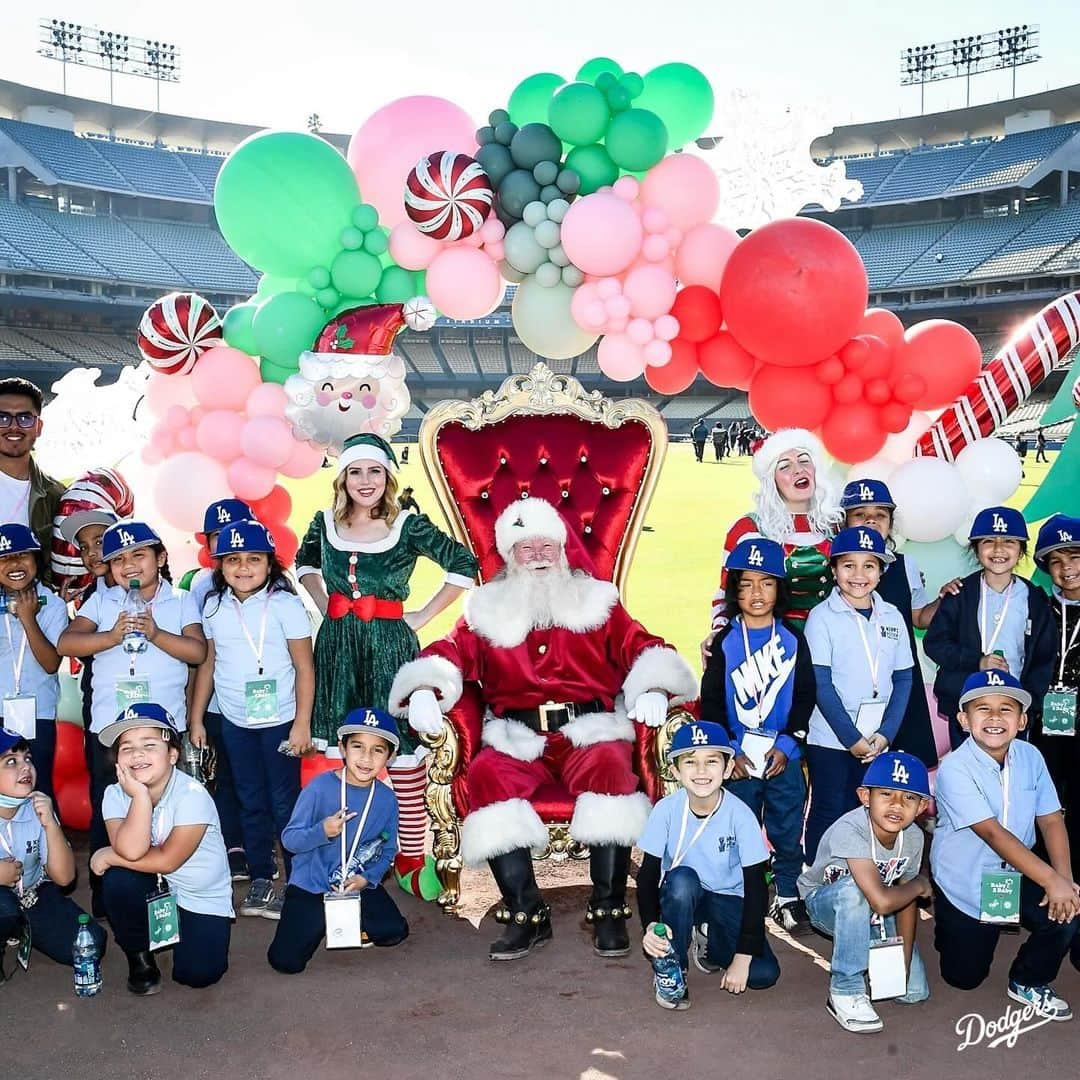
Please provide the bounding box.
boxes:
[827,991,883,1033]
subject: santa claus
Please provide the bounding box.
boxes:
[388,498,697,961]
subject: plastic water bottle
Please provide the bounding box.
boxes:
[651,923,687,1005]
[121,579,149,656]
[352,831,389,874]
[73,914,102,997]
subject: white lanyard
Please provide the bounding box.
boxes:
[338,770,376,892]
[232,591,272,676]
[979,578,1014,656]
[1057,600,1080,686]
[669,790,722,873]
[867,810,905,885]
[738,616,773,726]
[4,613,29,696]
[847,600,882,697]
[0,821,23,897]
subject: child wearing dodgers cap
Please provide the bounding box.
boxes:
[798,751,932,1034]
[931,669,1079,1018]
[637,720,779,1010]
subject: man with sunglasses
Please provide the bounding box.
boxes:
[0,379,64,580]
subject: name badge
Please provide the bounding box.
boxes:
[740,730,776,779]
[3,695,36,740]
[116,678,151,714]
[980,870,1021,924]
[245,678,279,726]
[868,936,908,1000]
[855,699,887,738]
[1042,687,1077,737]
[323,891,363,949]
[147,886,181,950]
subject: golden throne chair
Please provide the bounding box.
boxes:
[417,361,694,911]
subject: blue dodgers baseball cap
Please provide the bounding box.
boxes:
[98,702,181,747]
[201,498,254,537]
[212,520,275,558]
[829,525,895,565]
[958,669,1033,711]
[337,707,400,750]
[0,728,28,754]
[0,523,41,556]
[727,537,786,579]
[861,751,930,797]
[101,520,162,562]
[1034,514,1080,569]
[667,721,734,763]
[841,478,896,511]
[968,505,1028,543]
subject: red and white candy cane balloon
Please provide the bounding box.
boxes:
[137,292,223,376]
[917,289,1080,460]
[404,152,494,241]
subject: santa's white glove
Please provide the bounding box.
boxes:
[628,691,668,728]
[407,689,444,735]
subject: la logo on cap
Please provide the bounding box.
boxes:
[0,536,10,552]
[229,529,244,549]
[858,483,875,501]
[217,506,232,523]
[117,528,135,546]
[986,671,1005,686]
[123,707,139,721]
[992,513,1007,533]
[858,530,875,550]
[1059,529,1074,543]
[891,759,909,785]
[690,725,709,745]
[747,544,764,567]
[362,711,380,727]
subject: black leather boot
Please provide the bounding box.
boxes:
[586,845,632,957]
[126,950,162,995]
[487,848,552,961]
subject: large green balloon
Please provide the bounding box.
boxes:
[222,303,259,356]
[576,57,623,83]
[548,83,610,146]
[636,62,714,148]
[214,130,361,276]
[604,109,668,172]
[375,266,416,304]
[256,273,297,299]
[511,276,598,360]
[259,358,298,385]
[252,291,326,367]
[565,144,618,195]
[508,73,566,127]
[330,249,382,299]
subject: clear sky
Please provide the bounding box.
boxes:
[1,1,1076,135]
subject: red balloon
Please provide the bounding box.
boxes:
[56,779,91,831]
[893,320,982,410]
[865,378,891,406]
[720,218,868,367]
[858,308,905,351]
[301,753,339,787]
[698,331,756,389]
[860,335,893,380]
[748,363,832,431]
[840,337,870,371]
[820,401,887,464]
[833,373,863,405]
[53,720,86,780]
[892,372,926,404]
[197,543,214,569]
[250,484,293,527]
[271,525,299,567]
[879,401,913,433]
[670,286,723,344]
[817,356,845,385]
[645,339,700,394]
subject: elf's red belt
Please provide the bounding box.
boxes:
[327,593,404,621]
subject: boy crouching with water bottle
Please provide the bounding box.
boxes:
[638,721,779,1010]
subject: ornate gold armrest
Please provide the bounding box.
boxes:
[419,720,463,913]
[654,707,695,797]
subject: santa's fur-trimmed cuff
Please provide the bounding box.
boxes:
[560,707,635,749]
[481,717,547,762]
[569,791,652,847]
[622,646,698,708]
[461,798,549,867]
[387,656,463,717]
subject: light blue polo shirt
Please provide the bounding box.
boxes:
[979,577,1029,678]
[0,583,68,718]
[638,788,769,897]
[931,737,1061,920]
[0,797,49,892]
[804,588,914,750]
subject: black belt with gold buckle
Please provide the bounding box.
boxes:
[502,698,607,734]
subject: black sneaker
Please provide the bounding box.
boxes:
[691,924,725,974]
[228,849,250,882]
[771,898,813,937]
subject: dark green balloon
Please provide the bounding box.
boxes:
[375,266,416,303]
[476,125,495,145]
[606,85,631,113]
[533,160,558,186]
[620,72,645,99]
[494,121,518,146]
[477,142,514,186]
[509,123,562,170]
[604,109,668,172]
[488,108,511,126]
[498,169,542,218]
[577,57,623,83]
[556,168,581,195]
[564,144,617,195]
[507,73,565,127]
[548,83,610,146]
[222,303,259,356]
[252,291,326,366]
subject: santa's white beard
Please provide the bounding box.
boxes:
[503,559,575,629]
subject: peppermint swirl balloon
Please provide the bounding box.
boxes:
[137,292,223,375]
[404,152,494,241]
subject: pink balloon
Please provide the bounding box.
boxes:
[641,154,720,230]
[613,176,639,201]
[227,457,277,502]
[627,318,654,346]
[246,382,289,418]
[241,416,294,469]
[596,277,621,300]
[643,339,672,367]
[623,265,678,320]
[560,193,644,277]
[279,438,325,479]
[189,406,206,426]
[152,452,231,532]
[479,217,505,244]
[643,235,669,262]
[195,410,246,463]
[426,247,503,321]
[175,428,196,450]
[388,222,443,271]
[642,208,667,233]
[145,371,197,419]
[150,426,175,454]
[164,405,190,432]
[606,295,631,320]
[654,315,680,341]
[485,241,504,262]
[597,334,646,381]
[191,347,262,410]
[347,96,477,229]
[675,223,740,293]
[141,445,163,466]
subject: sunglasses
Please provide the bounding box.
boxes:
[0,412,38,430]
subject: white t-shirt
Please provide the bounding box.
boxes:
[78,579,201,733]
[0,471,31,527]
[202,585,311,728]
[102,768,233,917]
[0,583,68,717]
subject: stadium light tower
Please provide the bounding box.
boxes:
[900,24,1040,114]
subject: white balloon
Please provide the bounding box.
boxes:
[880,410,934,466]
[891,458,970,543]
[955,438,1023,505]
[846,457,896,484]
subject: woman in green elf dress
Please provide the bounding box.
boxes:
[297,433,477,898]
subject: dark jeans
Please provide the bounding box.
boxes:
[932,879,1077,990]
[101,867,231,988]
[726,757,806,899]
[692,439,705,462]
[1036,733,1080,879]
[27,717,56,804]
[219,720,300,882]
[267,883,408,973]
[203,711,243,852]
[87,737,116,901]
[804,744,865,863]
[0,882,107,966]
[659,866,779,988]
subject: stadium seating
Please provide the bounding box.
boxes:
[839,154,904,204]
[871,142,990,203]
[397,337,444,375]
[437,334,477,375]
[967,195,1080,280]
[853,221,954,289]
[88,137,210,202]
[0,200,109,278]
[507,339,535,372]
[662,397,724,419]
[0,118,132,192]
[948,123,1080,194]
[123,218,257,293]
[472,332,508,374]
[173,152,224,198]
